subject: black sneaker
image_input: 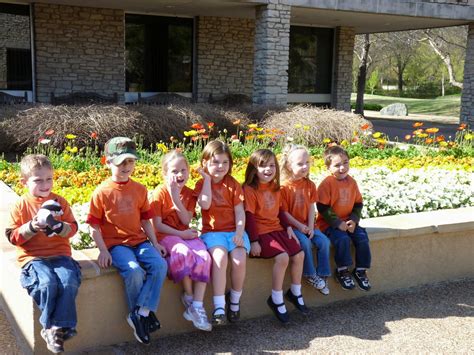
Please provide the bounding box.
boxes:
[61,327,77,341]
[352,269,372,291]
[285,289,309,314]
[41,328,64,353]
[266,296,289,324]
[335,268,355,290]
[127,310,150,345]
[147,311,161,333]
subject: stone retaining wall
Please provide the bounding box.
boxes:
[332,26,355,112]
[33,3,124,103]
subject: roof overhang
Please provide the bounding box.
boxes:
[3,0,473,33]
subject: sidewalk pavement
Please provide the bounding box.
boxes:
[2,278,469,354]
[362,110,460,125]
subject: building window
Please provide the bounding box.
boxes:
[288,26,333,94]
[0,3,31,90]
[125,14,193,93]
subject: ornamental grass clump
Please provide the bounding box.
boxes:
[262,105,371,146]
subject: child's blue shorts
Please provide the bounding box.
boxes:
[200,231,251,254]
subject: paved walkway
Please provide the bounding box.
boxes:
[2,279,470,354]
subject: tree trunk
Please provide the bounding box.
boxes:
[397,60,404,96]
[354,34,371,115]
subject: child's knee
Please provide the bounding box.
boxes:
[292,250,305,263]
[275,253,289,266]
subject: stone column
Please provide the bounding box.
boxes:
[252,0,291,106]
[332,26,355,112]
[460,22,474,125]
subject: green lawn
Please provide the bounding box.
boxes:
[351,94,461,117]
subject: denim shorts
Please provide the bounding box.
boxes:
[200,231,251,254]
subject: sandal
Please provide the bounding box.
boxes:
[225,292,240,323]
[211,307,226,326]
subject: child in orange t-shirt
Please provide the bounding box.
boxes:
[280,144,331,296]
[194,140,249,326]
[150,150,212,332]
[6,154,80,353]
[87,137,168,345]
[316,145,372,292]
[243,149,306,324]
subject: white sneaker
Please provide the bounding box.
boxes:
[319,277,330,295]
[183,305,212,331]
[306,274,326,290]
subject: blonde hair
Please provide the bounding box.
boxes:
[161,150,189,176]
[200,140,233,175]
[20,154,52,179]
[243,149,280,191]
[280,144,310,182]
[323,145,350,167]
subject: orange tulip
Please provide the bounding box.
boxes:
[360,123,370,130]
[425,127,439,134]
[425,138,433,144]
[191,123,204,130]
[457,123,467,131]
[404,134,411,140]
[413,122,424,128]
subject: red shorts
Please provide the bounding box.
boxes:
[256,230,302,259]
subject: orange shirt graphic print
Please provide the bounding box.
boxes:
[263,190,276,210]
[116,195,134,215]
[338,187,351,206]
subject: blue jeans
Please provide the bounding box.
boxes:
[324,225,371,269]
[110,241,167,312]
[294,229,331,277]
[20,256,81,329]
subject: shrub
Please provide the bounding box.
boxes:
[262,105,370,146]
[350,103,383,111]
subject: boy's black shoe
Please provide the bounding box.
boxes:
[211,308,227,326]
[61,327,77,341]
[147,311,161,333]
[127,309,150,345]
[266,296,289,324]
[352,269,372,291]
[225,292,240,323]
[41,328,64,353]
[285,289,309,314]
[335,268,355,290]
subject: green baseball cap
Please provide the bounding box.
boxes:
[104,137,139,165]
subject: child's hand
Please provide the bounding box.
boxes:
[232,233,244,247]
[167,175,182,196]
[307,228,314,239]
[196,167,211,180]
[153,242,168,257]
[250,241,261,257]
[97,249,112,268]
[346,220,356,233]
[297,223,310,235]
[287,227,300,245]
[338,221,349,231]
[31,215,47,231]
[181,229,199,239]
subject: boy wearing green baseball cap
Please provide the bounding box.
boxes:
[87,137,168,345]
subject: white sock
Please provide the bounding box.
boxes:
[184,293,193,304]
[230,289,242,312]
[271,289,286,313]
[356,267,366,272]
[291,284,304,305]
[192,301,203,309]
[337,266,348,272]
[138,306,150,317]
[213,295,225,315]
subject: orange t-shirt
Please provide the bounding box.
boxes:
[7,192,77,267]
[194,175,244,233]
[316,175,363,231]
[243,182,283,235]
[281,178,318,225]
[150,185,197,241]
[87,178,151,249]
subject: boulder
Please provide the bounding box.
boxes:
[380,103,408,116]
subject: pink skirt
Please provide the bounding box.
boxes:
[160,236,211,283]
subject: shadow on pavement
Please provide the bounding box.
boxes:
[90,278,473,354]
